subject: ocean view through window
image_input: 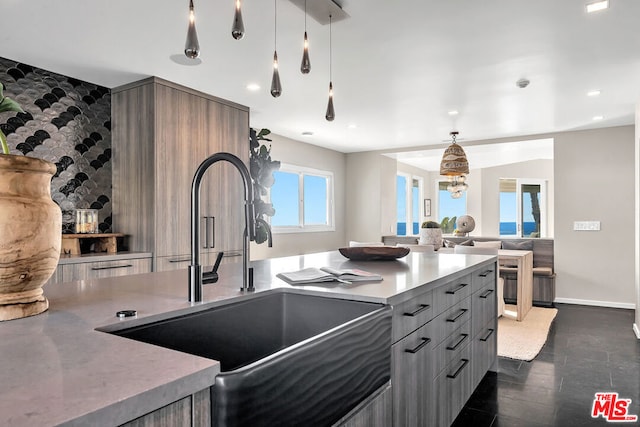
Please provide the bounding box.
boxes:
[396,174,422,235]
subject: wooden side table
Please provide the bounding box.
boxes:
[61,233,126,255]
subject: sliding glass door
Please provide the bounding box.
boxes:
[499,178,547,238]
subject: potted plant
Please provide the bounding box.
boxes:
[249,128,280,245]
[0,82,61,321]
[419,220,443,249]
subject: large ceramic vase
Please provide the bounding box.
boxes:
[0,154,61,321]
[419,227,443,249]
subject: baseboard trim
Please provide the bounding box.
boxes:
[554,297,636,310]
[634,323,640,340]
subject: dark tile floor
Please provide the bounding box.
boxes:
[453,304,640,427]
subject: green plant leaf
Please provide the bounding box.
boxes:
[0,129,9,154]
[0,97,24,113]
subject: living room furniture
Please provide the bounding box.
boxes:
[382,236,555,307]
[497,249,533,320]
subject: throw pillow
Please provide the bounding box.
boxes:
[473,240,502,249]
[502,240,534,251]
[443,239,473,248]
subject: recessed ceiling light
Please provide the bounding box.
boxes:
[587,90,601,97]
[586,0,608,13]
[448,110,459,116]
[347,123,357,129]
[592,115,604,121]
[302,131,314,136]
[246,83,261,91]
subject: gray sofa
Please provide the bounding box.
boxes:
[382,235,556,307]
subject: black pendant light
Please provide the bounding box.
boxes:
[270,0,282,97]
[300,0,311,74]
[231,0,245,40]
[325,14,335,121]
[184,0,200,59]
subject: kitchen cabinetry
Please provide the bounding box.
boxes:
[119,388,210,427]
[46,252,152,285]
[111,77,249,271]
[390,261,497,427]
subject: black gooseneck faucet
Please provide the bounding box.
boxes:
[189,152,257,302]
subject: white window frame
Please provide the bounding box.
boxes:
[499,178,547,238]
[397,172,423,236]
[270,163,335,233]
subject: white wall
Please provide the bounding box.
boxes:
[635,107,640,335]
[555,126,636,307]
[250,133,346,260]
[345,152,397,242]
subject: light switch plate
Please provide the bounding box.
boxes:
[573,221,601,231]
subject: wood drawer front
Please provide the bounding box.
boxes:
[471,323,497,390]
[392,290,434,343]
[155,251,243,272]
[433,274,472,314]
[434,342,473,427]
[432,297,472,347]
[471,265,496,291]
[433,320,472,378]
[471,283,497,339]
[62,258,152,281]
[391,321,435,427]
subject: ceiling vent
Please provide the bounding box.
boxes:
[288,0,349,24]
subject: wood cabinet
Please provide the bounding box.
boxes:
[390,261,498,427]
[46,253,152,285]
[111,77,249,271]
[119,388,210,427]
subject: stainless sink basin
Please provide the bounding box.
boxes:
[107,291,391,427]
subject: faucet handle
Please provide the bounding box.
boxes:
[203,251,224,284]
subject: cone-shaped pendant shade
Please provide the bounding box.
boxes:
[325,82,335,121]
[231,0,245,40]
[184,0,200,58]
[270,51,282,98]
[300,32,311,74]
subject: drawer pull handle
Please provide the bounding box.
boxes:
[168,258,191,263]
[403,304,430,317]
[479,289,494,299]
[91,264,133,271]
[447,359,470,379]
[480,329,495,342]
[405,337,431,354]
[446,333,469,351]
[445,283,468,295]
[446,308,468,322]
[478,269,494,277]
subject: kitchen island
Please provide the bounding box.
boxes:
[0,250,497,426]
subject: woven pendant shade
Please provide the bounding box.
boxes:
[439,132,469,176]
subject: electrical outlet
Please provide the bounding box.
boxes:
[573,221,601,231]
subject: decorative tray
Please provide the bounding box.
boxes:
[338,246,410,261]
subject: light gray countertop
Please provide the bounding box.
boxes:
[0,250,495,427]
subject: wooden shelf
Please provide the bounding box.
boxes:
[61,233,126,255]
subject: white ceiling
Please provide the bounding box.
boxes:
[2,0,639,155]
[387,138,554,172]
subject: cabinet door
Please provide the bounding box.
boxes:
[202,102,248,253]
[435,343,472,427]
[391,321,434,427]
[471,323,497,390]
[154,84,213,258]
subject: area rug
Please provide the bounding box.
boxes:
[497,305,558,361]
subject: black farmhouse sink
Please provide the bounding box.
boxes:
[108,291,391,426]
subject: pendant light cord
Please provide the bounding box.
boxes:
[274,0,277,50]
[329,14,332,81]
[304,0,307,31]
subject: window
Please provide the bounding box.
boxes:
[438,181,466,233]
[270,164,334,232]
[499,178,547,237]
[396,174,422,235]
